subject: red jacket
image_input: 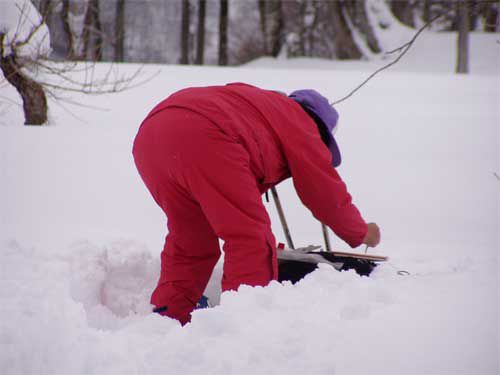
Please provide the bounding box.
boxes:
[145,83,367,247]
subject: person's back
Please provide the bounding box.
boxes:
[143,83,299,190]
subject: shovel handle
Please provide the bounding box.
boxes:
[321,223,331,252]
[270,187,295,250]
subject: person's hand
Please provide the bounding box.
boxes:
[363,223,380,248]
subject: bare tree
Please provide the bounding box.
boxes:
[456,0,470,74]
[259,0,283,56]
[330,1,362,59]
[305,1,320,57]
[180,0,191,64]
[258,0,269,53]
[0,32,48,125]
[218,0,229,65]
[60,0,75,59]
[344,0,382,54]
[282,0,368,60]
[38,0,52,19]
[483,1,499,32]
[268,0,283,57]
[81,0,102,61]
[195,0,206,65]
[423,0,433,23]
[1,2,150,125]
[390,0,417,28]
[114,0,126,62]
[283,0,306,58]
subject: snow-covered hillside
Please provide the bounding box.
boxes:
[1,32,499,375]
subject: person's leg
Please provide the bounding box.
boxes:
[152,204,220,325]
[179,120,278,292]
[133,111,221,325]
[133,107,277,323]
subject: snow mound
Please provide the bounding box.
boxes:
[1,239,497,375]
[68,240,160,328]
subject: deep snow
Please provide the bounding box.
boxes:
[1,31,499,375]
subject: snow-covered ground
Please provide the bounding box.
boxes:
[1,32,499,374]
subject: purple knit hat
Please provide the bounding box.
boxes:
[289,89,341,167]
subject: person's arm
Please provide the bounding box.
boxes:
[282,111,368,248]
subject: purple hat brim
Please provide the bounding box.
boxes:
[289,89,341,168]
[327,135,341,168]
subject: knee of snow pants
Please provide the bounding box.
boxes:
[133,107,277,323]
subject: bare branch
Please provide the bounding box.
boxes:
[0,32,5,58]
[1,1,158,125]
[332,11,453,106]
[12,2,47,51]
[494,172,500,181]
[33,63,158,95]
[44,89,89,124]
[0,94,22,107]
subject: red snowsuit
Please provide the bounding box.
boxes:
[132,83,367,324]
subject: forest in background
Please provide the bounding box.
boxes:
[2,0,497,125]
[35,0,499,66]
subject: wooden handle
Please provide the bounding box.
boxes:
[270,187,294,249]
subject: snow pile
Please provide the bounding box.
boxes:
[0,0,51,58]
[1,239,497,375]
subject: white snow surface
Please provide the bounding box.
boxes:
[0,0,51,58]
[1,32,499,374]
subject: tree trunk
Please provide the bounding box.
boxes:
[195,0,206,64]
[456,0,469,74]
[297,0,306,56]
[218,0,228,66]
[344,0,381,54]
[39,0,52,20]
[82,2,92,59]
[114,0,125,62]
[268,0,283,57]
[450,1,479,32]
[259,0,283,56]
[91,0,103,61]
[0,35,47,125]
[306,1,320,57]
[330,1,362,59]
[82,0,103,61]
[423,0,432,23]
[468,0,480,31]
[483,2,499,32]
[258,0,269,53]
[61,0,75,59]
[284,0,305,58]
[390,0,416,28]
[180,0,190,64]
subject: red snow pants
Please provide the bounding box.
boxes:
[132,108,277,325]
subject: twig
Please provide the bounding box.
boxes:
[0,94,22,107]
[13,2,47,50]
[45,90,88,124]
[494,172,500,181]
[45,88,109,112]
[332,11,449,106]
